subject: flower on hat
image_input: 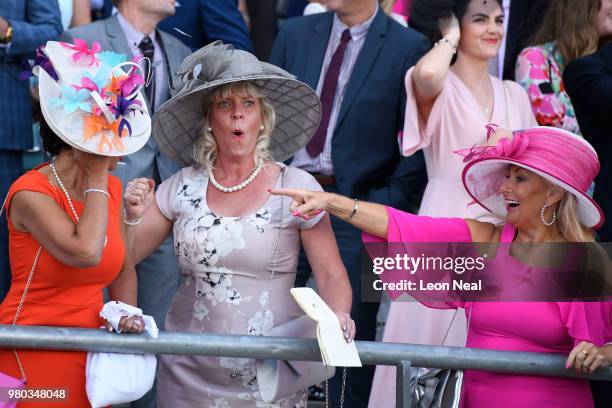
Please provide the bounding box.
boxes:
[117,68,144,96]
[455,131,531,164]
[83,114,127,153]
[19,45,58,81]
[110,94,143,138]
[51,84,93,114]
[75,69,110,94]
[60,39,102,66]
[98,51,127,68]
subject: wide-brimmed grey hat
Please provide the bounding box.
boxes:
[153,42,321,167]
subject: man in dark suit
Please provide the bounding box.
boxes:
[158,0,253,51]
[269,1,429,405]
[564,44,612,408]
[502,0,550,80]
[564,45,612,242]
[0,0,62,301]
[61,1,191,407]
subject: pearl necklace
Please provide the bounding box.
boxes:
[208,161,263,193]
[50,159,107,247]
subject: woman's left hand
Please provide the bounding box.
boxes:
[566,341,611,374]
[104,315,145,334]
[335,311,355,343]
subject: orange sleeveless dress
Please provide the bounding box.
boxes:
[0,165,125,407]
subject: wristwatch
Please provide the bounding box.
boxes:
[0,22,12,44]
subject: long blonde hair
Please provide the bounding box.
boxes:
[193,81,276,170]
[555,192,595,242]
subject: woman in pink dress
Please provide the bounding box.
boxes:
[372,0,537,403]
[271,126,612,407]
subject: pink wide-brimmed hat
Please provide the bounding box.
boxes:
[461,126,604,229]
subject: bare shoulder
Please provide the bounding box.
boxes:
[11,190,60,232]
[465,219,501,243]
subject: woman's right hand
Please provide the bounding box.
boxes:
[124,178,155,221]
[72,150,112,181]
[269,188,333,220]
[439,13,460,45]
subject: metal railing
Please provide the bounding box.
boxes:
[1,324,611,407]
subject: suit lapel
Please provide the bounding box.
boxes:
[335,9,387,130]
[105,15,133,57]
[304,13,334,89]
[158,31,180,78]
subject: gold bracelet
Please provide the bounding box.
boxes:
[343,199,359,223]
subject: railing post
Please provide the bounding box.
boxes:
[396,360,413,408]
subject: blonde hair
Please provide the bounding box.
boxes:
[193,81,276,170]
[555,192,595,242]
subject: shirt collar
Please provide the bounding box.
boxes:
[116,12,155,48]
[332,4,379,42]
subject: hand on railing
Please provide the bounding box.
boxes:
[104,315,145,334]
[566,341,611,374]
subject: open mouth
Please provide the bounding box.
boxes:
[506,199,520,210]
[232,129,244,138]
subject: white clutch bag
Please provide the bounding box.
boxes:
[85,301,159,408]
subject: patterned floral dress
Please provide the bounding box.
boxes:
[155,163,323,408]
[515,41,581,134]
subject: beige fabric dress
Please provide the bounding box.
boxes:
[155,163,323,408]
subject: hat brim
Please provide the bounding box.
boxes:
[153,75,321,167]
[38,62,151,157]
[462,158,604,229]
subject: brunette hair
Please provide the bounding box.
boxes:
[39,113,71,156]
[531,0,601,65]
[409,0,503,43]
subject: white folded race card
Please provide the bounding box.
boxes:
[100,301,159,338]
[290,288,362,367]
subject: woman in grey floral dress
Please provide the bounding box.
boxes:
[123,42,355,408]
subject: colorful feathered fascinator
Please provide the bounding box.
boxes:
[32,40,150,156]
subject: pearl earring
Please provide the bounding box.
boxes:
[207,127,212,133]
[260,125,265,131]
[540,203,557,226]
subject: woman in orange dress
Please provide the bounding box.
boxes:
[0,39,150,407]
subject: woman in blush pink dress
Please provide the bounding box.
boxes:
[271,126,612,408]
[371,0,537,404]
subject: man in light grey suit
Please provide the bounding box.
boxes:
[61,1,191,407]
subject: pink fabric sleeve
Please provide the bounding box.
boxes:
[363,207,472,302]
[363,206,472,244]
[557,302,612,347]
[402,67,450,156]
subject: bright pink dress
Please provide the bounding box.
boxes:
[364,207,610,408]
[369,68,537,407]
